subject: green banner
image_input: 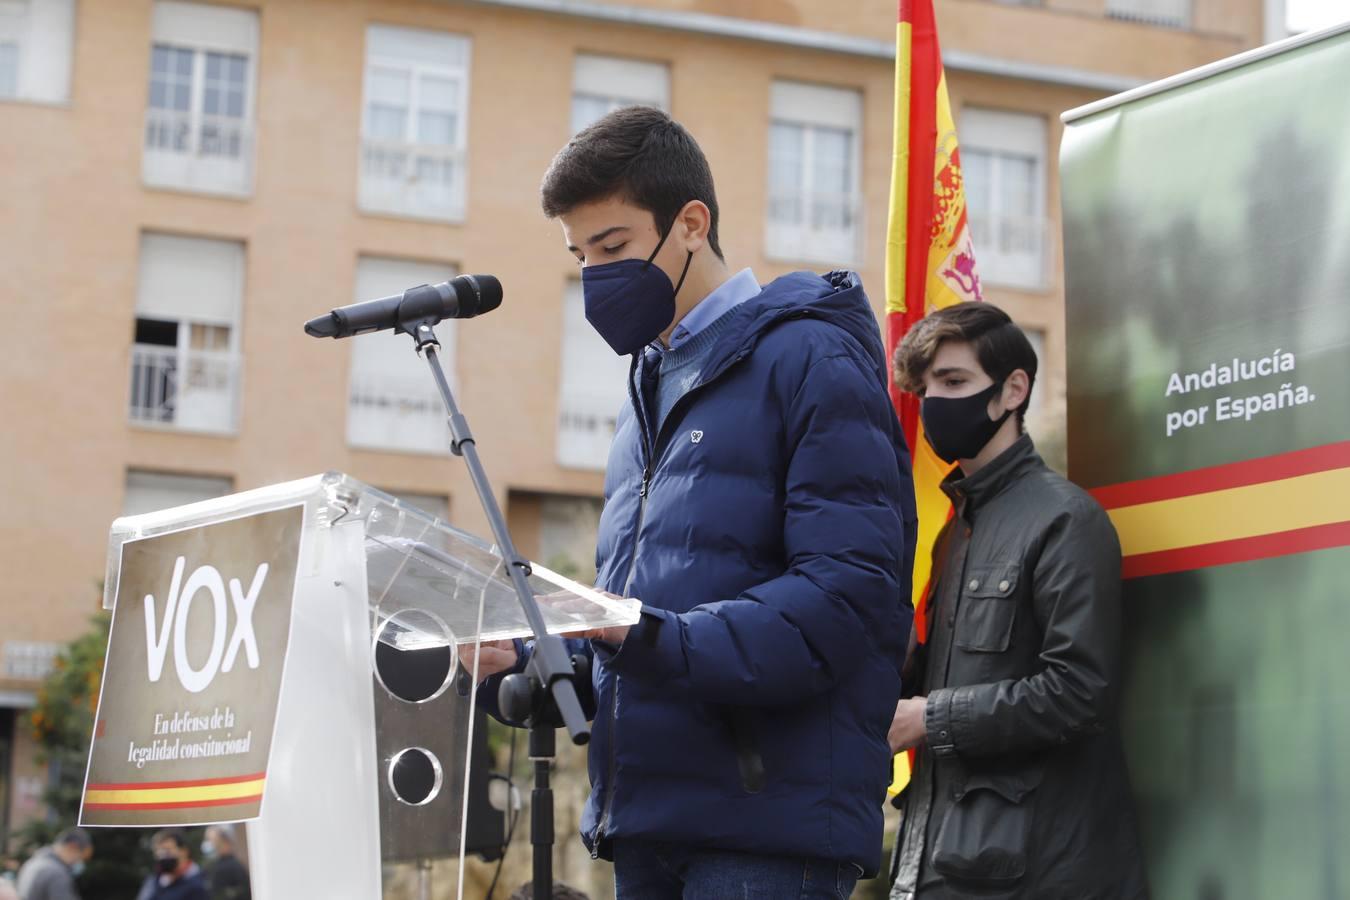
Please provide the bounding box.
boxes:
[1061,26,1350,900]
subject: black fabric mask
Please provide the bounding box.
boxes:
[156,856,179,876]
[920,380,1013,463]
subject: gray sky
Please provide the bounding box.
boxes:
[1286,0,1350,32]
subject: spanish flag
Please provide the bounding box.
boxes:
[83,771,266,812]
[886,0,985,794]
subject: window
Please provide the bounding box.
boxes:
[571,53,669,134]
[960,108,1048,290]
[383,490,450,523]
[1105,0,1191,28]
[347,256,457,454]
[1024,328,1046,422]
[359,25,471,222]
[556,280,631,471]
[539,494,603,583]
[0,41,15,97]
[766,81,863,265]
[0,0,74,104]
[1,642,59,681]
[123,470,233,517]
[130,233,244,434]
[143,1,258,195]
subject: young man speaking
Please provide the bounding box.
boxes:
[887,302,1147,899]
[474,107,917,898]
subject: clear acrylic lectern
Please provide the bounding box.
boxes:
[93,472,637,900]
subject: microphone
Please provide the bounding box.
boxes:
[304,274,503,339]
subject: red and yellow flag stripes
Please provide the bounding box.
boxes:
[83,771,266,812]
[886,0,985,794]
[1090,441,1350,579]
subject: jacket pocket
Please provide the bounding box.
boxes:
[954,564,1020,653]
[930,767,1040,888]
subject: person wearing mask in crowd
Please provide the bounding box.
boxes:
[200,826,249,900]
[136,830,208,900]
[15,828,91,900]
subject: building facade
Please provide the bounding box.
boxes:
[0,0,1266,853]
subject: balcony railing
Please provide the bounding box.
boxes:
[359,138,466,222]
[968,213,1051,290]
[129,344,240,434]
[143,108,254,195]
[556,393,621,471]
[765,191,862,265]
[2,641,60,681]
[347,371,448,454]
[1105,0,1191,28]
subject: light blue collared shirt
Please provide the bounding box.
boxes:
[665,268,760,350]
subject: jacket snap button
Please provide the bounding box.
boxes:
[998,580,1010,591]
[968,579,979,591]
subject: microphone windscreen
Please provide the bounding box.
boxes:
[467,275,503,315]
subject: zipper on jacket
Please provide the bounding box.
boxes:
[623,471,650,593]
[593,345,749,852]
[597,355,656,852]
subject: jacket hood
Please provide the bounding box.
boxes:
[704,270,888,381]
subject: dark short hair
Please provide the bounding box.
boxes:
[56,828,91,851]
[893,301,1038,424]
[540,106,724,260]
[509,882,591,900]
[150,828,189,851]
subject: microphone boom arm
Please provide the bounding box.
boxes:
[413,322,591,746]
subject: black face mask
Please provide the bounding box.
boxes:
[920,379,1013,464]
[581,227,692,356]
[156,856,179,876]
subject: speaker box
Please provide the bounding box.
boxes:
[373,638,507,862]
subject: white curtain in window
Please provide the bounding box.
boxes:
[571,54,669,133]
[766,80,862,263]
[136,233,245,326]
[557,280,631,470]
[152,0,257,54]
[123,470,233,517]
[347,257,457,454]
[367,23,469,68]
[359,25,471,221]
[349,257,457,385]
[0,0,74,103]
[959,108,1048,287]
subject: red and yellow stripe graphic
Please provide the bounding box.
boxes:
[886,0,984,794]
[84,771,266,812]
[1090,441,1350,579]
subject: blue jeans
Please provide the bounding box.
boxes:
[612,839,862,899]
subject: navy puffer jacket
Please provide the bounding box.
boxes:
[492,270,916,875]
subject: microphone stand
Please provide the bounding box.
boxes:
[407,320,589,900]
